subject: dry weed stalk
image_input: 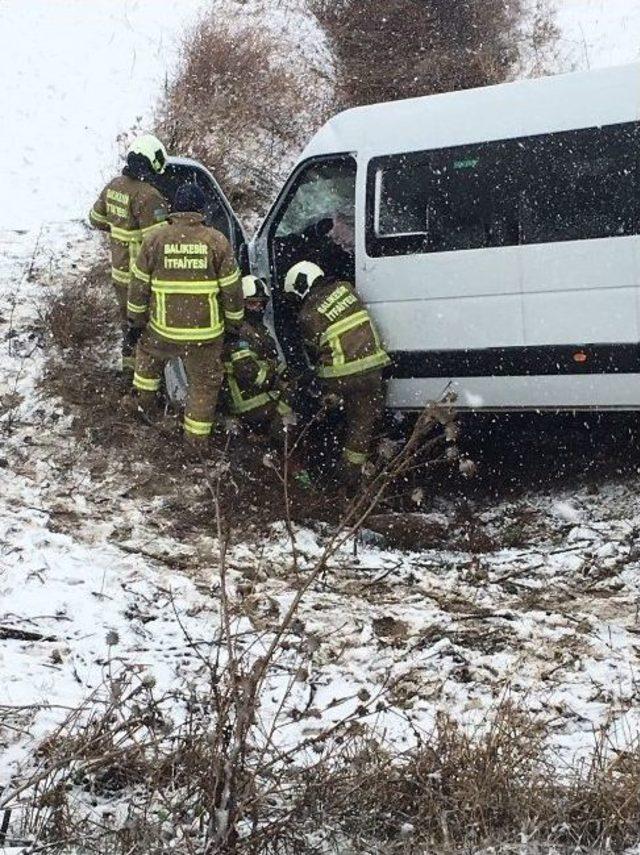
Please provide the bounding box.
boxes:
[186,406,449,848]
[1,228,50,436]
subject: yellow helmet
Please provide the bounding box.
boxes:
[127,134,168,174]
[284,261,325,300]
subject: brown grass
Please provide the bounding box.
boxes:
[310,0,559,109]
[39,258,118,352]
[155,9,332,222]
[5,690,640,854]
[298,704,640,853]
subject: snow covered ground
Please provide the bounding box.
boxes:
[3,225,640,804]
[2,1,640,848]
[556,0,640,69]
[0,0,327,232]
[0,0,209,230]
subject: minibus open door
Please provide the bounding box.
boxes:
[151,156,248,264]
[254,154,358,384]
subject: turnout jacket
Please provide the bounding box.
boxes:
[89,175,168,288]
[223,318,288,415]
[299,279,390,379]
[127,212,244,343]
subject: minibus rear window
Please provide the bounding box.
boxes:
[152,163,233,241]
[366,121,639,257]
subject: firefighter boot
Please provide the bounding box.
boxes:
[120,390,160,425]
[182,433,210,463]
[122,323,142,383]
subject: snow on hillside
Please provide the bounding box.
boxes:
[556,0,640,69]
[1,0,639,231]
[0,0,327,232]
[0,0,208,230]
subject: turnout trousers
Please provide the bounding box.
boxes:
[133,329,224,444]
[321,370,385,472]
[113,281,137,372]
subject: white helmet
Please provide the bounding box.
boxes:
[242,275,268,301]
[127,134,168,174]
[284,262,325,300]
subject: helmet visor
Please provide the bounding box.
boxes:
[154,148,167,174]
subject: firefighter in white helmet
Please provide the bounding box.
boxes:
[284,261,389,488]
[222,275,293,429]
[89,134,170,378]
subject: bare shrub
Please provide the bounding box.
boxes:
[155,8,332,223]
[39,258,118,352]
[310,0,560,109]
[153,0,560,228]
[154,0,558,226]
[8,683,640,853]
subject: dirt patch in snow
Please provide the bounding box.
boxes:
[35,258,455,543]
[35,266,337,537]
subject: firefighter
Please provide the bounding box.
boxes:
[125,182,244,449]
[223,275,293,429]
[89,134,170,376]
[284,261,390,488]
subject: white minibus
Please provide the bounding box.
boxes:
[157,63,640,413]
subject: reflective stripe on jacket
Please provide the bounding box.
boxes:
[299,279,390,379]
[89,175,168,286]
[223,320,287,415]
[127,212,244,344]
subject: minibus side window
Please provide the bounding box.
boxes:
[521,124,637,244]
[375,154,430,236]
[369,142,520,256]
[366,121,639,257]
[426,142,520,253]
[275,171,355,238]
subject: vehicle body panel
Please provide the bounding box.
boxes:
[248,64,640,411]
[185,64,640,412]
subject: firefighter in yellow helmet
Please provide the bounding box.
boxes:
[284,261,390,488]
[125,182,244,450]
[89,134,170,376]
